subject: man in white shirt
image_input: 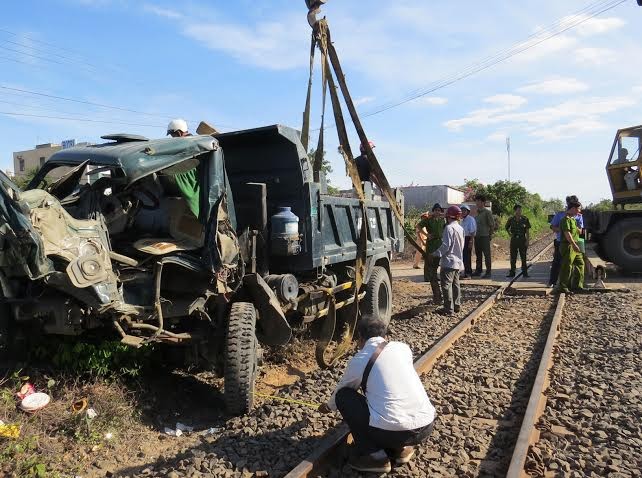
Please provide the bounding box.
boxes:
[434,205,465,316]
[319,318,436,474]
[460,204,476,278]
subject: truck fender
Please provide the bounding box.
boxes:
[364,254,391,285]
[242,273,292,346]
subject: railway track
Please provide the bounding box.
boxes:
[117,235,558,477]
[285,239,561,477]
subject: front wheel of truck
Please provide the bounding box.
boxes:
[361,265,392,326]
[224,302,258,415]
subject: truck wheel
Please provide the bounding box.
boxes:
[361,266,392,326]
[224,302,258,415]
[604,218,642,272]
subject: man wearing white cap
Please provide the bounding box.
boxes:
[167,118,190,137]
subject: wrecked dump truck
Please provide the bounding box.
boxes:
[0,125,404,414]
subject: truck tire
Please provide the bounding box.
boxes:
[361,265,392,326]
[604,218,642,272]
[224,302,258,415]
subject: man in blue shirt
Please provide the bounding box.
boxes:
[548,195,584,287]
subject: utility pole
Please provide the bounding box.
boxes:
[506,136,511,182]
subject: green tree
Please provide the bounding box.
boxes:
[309,148,341,195]
[484,180,528,216]
[13,168,39,190]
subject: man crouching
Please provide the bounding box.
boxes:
[318,318,436,474]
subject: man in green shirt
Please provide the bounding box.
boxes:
[505,204,531,277]
[416,203,445,304]
[472,194,494,278]
[558,201,585,293]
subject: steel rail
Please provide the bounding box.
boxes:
[284,240,554,477]
[506,292,566,478]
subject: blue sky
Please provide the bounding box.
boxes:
[1,0,641,203]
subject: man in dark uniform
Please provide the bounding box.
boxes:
[505,204,531,277]
[416,204,445,304]
[355,141,375,183]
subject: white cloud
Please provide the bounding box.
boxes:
[182,17,308,71]
[573,47,615,66]
[484,94,528,108]
[418,96,448,106]
[517,78,589,95]
[143,4,183,19]
[445,94,526,131]
[529,118,607,141]
[445,94,637,140]
[634,85,642,94]
[561,14,625,36]
[513,34,577,63]
[354,96,375,107]
[487,131,509,142]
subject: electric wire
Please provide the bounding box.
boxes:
[0,111,163,127]
[358,0,627,120]
[369,0,621,110]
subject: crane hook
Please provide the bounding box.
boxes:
[306,0,326,27]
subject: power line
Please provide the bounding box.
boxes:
[0,39,100,72]
[371,0,618,109]
[0,44,67,66]
[0,98,152,120]
[0,86,241,130]
[0,85,194,121]
[0,111,163,127]
[0,27,116,70]
[358,0,627,120]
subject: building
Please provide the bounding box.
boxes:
[401,185,465,213]
[13,143,62,179]
[12,140,90,183]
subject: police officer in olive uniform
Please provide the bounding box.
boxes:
[416,204,445,304]
[505,204,531,277]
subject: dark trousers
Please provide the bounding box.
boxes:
[463,236,473,275]
[424,254,441,302]
[549,240,561,285]
[474,235,492,273]
[335,388,434,456]
[509,237,528,273]
[440,267,461,312]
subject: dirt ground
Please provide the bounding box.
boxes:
[0,275,441,478]
[0,231,552,477]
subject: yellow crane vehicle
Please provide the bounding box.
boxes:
[584,124,642,273]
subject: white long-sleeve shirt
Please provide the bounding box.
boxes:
[327,337,436,431]
[435,221,464,270]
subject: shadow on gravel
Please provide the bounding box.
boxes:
[480,298,557,475]
[131,370,227,431]
[113,419,319,477]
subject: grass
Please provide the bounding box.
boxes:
[495,207,551,240]
[0,345,148,477]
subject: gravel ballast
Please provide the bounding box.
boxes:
[527,292,642,477]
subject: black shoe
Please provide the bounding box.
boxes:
[522,271,530,278]
[482,272,492,279]
[348,452,392,473]
[471,271,481,277]
[506,271,515,277]
[436,308,454,316]
[454,306,461,313]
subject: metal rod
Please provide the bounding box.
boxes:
[153,261,164,334]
